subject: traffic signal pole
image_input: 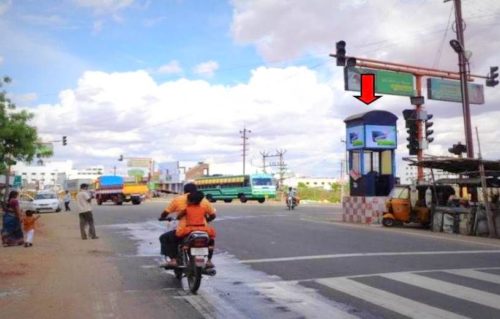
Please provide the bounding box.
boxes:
[331,52,490,182]
[415,75,424,181]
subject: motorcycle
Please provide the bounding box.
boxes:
[286,195,297,210]
[159,217,215,294]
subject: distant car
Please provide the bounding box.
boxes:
[33,191,62,213]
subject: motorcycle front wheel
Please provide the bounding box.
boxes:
[187,259,202,294]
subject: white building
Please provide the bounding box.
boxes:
[400,162,457,185]
[284,177,338,190]
[12,161,103,190]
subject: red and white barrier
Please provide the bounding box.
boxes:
[342,196,388,224]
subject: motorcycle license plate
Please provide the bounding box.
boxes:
[191,247,209,256]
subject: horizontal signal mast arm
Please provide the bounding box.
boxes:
[329,54,488,81]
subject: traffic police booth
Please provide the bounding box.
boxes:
[343,110,398,224]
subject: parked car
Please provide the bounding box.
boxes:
[32,191,62,213]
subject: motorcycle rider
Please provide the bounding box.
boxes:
[159,183,216,268]
[286,186,299,206]
[176,190,216,268]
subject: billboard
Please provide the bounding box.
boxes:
[345,67,415,97]
[427,78,484,105]
[365,125,397,149]
[346,126,364,150]
[127,158,151,168]
[157,161,181,183]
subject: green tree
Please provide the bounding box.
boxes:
[0,76,40,178]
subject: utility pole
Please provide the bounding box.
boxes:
[240,127,251,175]
[276,149,287,190]
[447,0,474,158]
[260,151,270,173]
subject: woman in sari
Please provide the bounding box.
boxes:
[1,190,25,247]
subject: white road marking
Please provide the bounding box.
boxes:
[381,272,500,310]
[249,281,359,319]
[443,269,500,285]
[317,277,469,319]
[240,250,500,264]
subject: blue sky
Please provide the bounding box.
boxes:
[2,0,500,179]
[1,0,279,104]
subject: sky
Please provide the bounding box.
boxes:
[1,0,499,178]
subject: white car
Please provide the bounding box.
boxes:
[32,191,62,213]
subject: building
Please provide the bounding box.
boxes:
[284,177,338,190]
[400,162,458,185]
[11,161,103,190]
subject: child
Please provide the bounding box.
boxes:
[176,191,216,268]
[23,210,41,247]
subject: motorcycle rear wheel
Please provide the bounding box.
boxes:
[187,260,202,294]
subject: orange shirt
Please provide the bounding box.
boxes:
[163,194,216,229]
[23,216,37,231]
[175,204,216,238]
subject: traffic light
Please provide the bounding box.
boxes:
[62,136,67,146]
[424,113,434,144]
[448,142,467,156]
[486,66,499,87]
[118,154,124,161]
[336,40,346,66]
[403,109,418,155]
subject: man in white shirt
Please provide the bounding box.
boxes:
[76,184,98,240]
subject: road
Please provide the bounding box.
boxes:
[91,200,500,319]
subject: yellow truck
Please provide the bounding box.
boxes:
[122,183,149,205]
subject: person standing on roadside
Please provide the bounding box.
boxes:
[76,184,98,240]
[64,190,71,211]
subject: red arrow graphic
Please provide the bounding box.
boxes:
[354,74,381,105]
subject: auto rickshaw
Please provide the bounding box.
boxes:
[382,184,455,227]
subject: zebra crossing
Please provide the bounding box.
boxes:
[251,267,500,319]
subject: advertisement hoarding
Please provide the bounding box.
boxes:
[157,161,181,183]
[346,126,364,150]
[427,78,485,105]
[365,125,397,149]
[345,67,415,97]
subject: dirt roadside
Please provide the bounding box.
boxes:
[0,212,150,319]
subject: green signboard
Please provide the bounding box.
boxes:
[427,78,484,105]
[345,67,415,97]
[13,175,22,188]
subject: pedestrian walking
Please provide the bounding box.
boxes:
[64,190,71,211]
[76,184,98,240]
[23,210,40,247]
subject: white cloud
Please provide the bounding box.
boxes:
[0,55,3,65]
[230,0,500,72]
[157,60,183,75]
[30,67,344,175]
[0,0,11,16]
[193,61,219,77]
[75,0,134,14]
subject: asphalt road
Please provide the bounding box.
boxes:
[93,199,500,319]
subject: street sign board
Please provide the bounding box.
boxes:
[345,67,415,97]
[427,78,484,104]
[13,175,22,188]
